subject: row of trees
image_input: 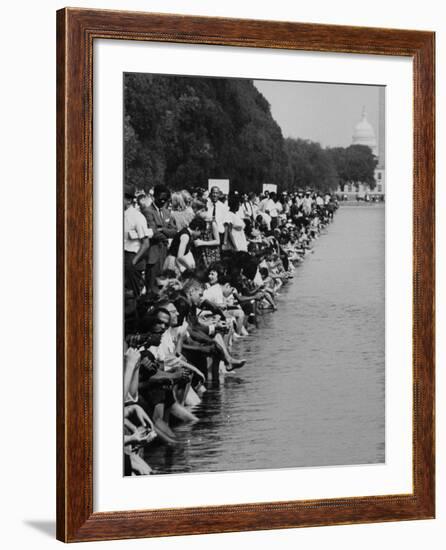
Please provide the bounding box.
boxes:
[124,74,378,194]
[285,139,378,193]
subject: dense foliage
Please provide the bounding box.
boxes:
[328,145,378,191]
[124,74,377,193]
[285,138,339,193]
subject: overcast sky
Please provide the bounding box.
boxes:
[254,80,382,149]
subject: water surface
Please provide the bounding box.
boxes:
[145,205,385,474]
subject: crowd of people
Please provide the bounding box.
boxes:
[123,183,339,475]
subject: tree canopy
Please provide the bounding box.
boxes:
[124,74,288,193]
[328,145,378,191]
[124,74,378,194]
[285,138,339,193]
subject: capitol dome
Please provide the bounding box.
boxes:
[352,107,377,156]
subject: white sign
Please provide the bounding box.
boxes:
[263,183,277,194]
[208,179,230,194]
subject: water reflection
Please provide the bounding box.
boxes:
[145,205,385,474]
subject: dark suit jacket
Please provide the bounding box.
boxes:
[142,203,178,264]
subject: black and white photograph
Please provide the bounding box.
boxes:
[1,0,441,546]
[123,73,385,476]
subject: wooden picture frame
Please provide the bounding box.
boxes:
[56,7,435,542]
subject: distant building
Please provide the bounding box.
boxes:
[338,90,385,199]
[352,106,378,156]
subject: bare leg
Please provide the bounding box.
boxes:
[213,333,246,371]
[211,356,221,381]
[229,309,248,335]
[152,403,177,444]
[213,333,245,368]
[129,453,152,475]
[261,291,277,310]
[169,402,198,423]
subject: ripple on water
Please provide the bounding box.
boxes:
[144,205,385,474]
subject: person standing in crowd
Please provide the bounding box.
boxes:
[170,192,190,231]
[290,196,301,220]
[281,192,291,215]
[302,190,313,215]
[124,184,152,298]
[241,191,258,224]
[181,189,196,226]
[193,210,221,270]
[275,194,283,214]
[296,190,304,209]
[226,194,248,252]
[164,217,207,275]
[259,190,270,212]
[260,191,279,229]
[268,192,279,229]
[142,184,178,292]
[207,186,229,244]
[135,192,148,211]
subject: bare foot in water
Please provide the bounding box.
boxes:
[153,419,178,445]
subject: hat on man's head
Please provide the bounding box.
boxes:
[124,184,136,199]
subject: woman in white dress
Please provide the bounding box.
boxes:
[226,194,248,252]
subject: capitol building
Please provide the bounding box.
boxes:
[339,88,385,199]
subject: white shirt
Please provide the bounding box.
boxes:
[302,197,313,214]
[207,200,229,234]
[124,206,152,253]
[156,328,175,363]
[203,283,224,305]
[156,326,187,371]
[257,211,271,230]
[254,269,263,286]
[260,198,278,217]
